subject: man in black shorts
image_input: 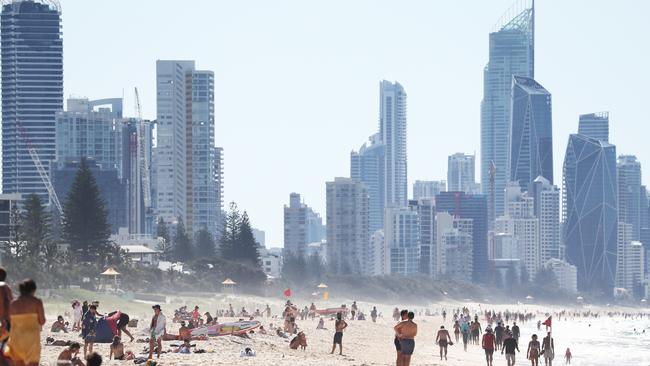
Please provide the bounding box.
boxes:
[330,312,348,355]
[394,311,417,366]
[394,309,408,365]
[108,311,134,342]
[436,325,452,360]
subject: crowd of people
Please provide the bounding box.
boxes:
[1,269,648,366]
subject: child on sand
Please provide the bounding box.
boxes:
[564,348,571,364]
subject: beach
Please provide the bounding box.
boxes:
[38,290,650,366]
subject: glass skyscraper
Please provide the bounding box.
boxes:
[1,0,63,201]
[351,133,385,234]
[578,112,609,142]
[481,1,534,219]
[509,75,553,189]
[380,80,408,208]
[563,133,618,292]
[617,155,642,240]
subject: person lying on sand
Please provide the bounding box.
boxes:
[276,328,289,338]
[57,342,85,366]
[171,339,193,354]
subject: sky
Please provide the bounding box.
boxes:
[62,0,650,246]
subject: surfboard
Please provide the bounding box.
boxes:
[190,320,261,337]
[314,307,348,316]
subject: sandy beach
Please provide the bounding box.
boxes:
[37,290,650,366]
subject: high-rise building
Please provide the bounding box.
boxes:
[545,258,578,294]
[617,155,642,240]
[1,0,63,201]
[326,178,369,274]
[447,153,478,193]
[436,191,488,281]
[380,80,408,208]
[529,176,561,263]
[441,218,473,282]
[385,206,420,276]
[616,223,645,293]
[284,193,324,257]
[578,112,609,142]
[509,76,553,189]
[563,133,618,292]
[121,117,154,234]
[368,230,387,276]
[351,133,385,234]
[412,180,446,200]
[495,182,540,278]
[481,1,534,219]
[155,61,220,237]
[409,198,436,276]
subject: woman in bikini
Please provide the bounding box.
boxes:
[527,334,541,366]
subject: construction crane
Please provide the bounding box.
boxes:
[488,160,497,230]
[134,87,152,209]
[16,122,64,215]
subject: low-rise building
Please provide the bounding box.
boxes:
[545,258,578,294]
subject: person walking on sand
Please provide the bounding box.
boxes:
[394,311,417,366]
[564,348,571,364]
[502,330,519,366]
[436,325,452,361]
[394,309,408,366]
[482,327,496,366]
[4,279,45,366]
[371,306,378,323]
[81,304,98,357]
[460,318,470,351]
[527,334,540,366]
[453,320,460,343]
[148,305,166,359]
[542,332,554,366]
[330,312,348,355]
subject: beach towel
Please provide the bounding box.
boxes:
[4,313,41,364]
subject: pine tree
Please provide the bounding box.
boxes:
[22,193,51,258]
[219,202,241,260]
[237,212,261,266]
[62,159,113,263]
[306,252,324,281]
[195,228,216,258]
[172,218,193,262]
[156,217,172,261]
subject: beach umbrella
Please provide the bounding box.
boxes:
[317,283,328,289]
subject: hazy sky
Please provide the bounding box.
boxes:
[63,0,650,246]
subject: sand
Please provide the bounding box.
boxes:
[35,291,650,365]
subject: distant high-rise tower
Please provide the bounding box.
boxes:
[351,133,385,234]
[380,80,408,208]
[529,176,561,263]
[412,180,446,200]
[447,153,477,193]
[326,178,369,274]
[284,193,324,257]
[563,133,618,292]
[509,76,553,189]
[155,60,219,237]
[1,0,63,201]
[481,1,534,219]
[578,112,609,142]
[385,206,420,276]
[436,191,488,282]
[617,155,642,240]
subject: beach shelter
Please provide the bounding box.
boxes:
[576,296,584,304]
[525,295,534,303]
[100,267,120,289]
[222,278,237,293]
[317,283,328,300]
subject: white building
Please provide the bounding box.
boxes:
[495,183,540,278]
[412,180,446,200]
[283,193,324,257]
[492,233,519,260]
[259,247,282,278]
[380,80,408,208]
[447,153,479,194]
[617,223,645,293]
[545,258,578,294]
[326,178,369,274]
[368,230,388,276]
[529,176,561,262]
[111,228,163,249]
[155,60,220,237]
[441,219,473,282]
[121,245,161,267]
[385,206,420,275]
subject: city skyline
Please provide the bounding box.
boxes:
[38,1,650,245]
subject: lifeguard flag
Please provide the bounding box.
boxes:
[283,288,292,297]
[542,316,552,327]
[323,291,329,300]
